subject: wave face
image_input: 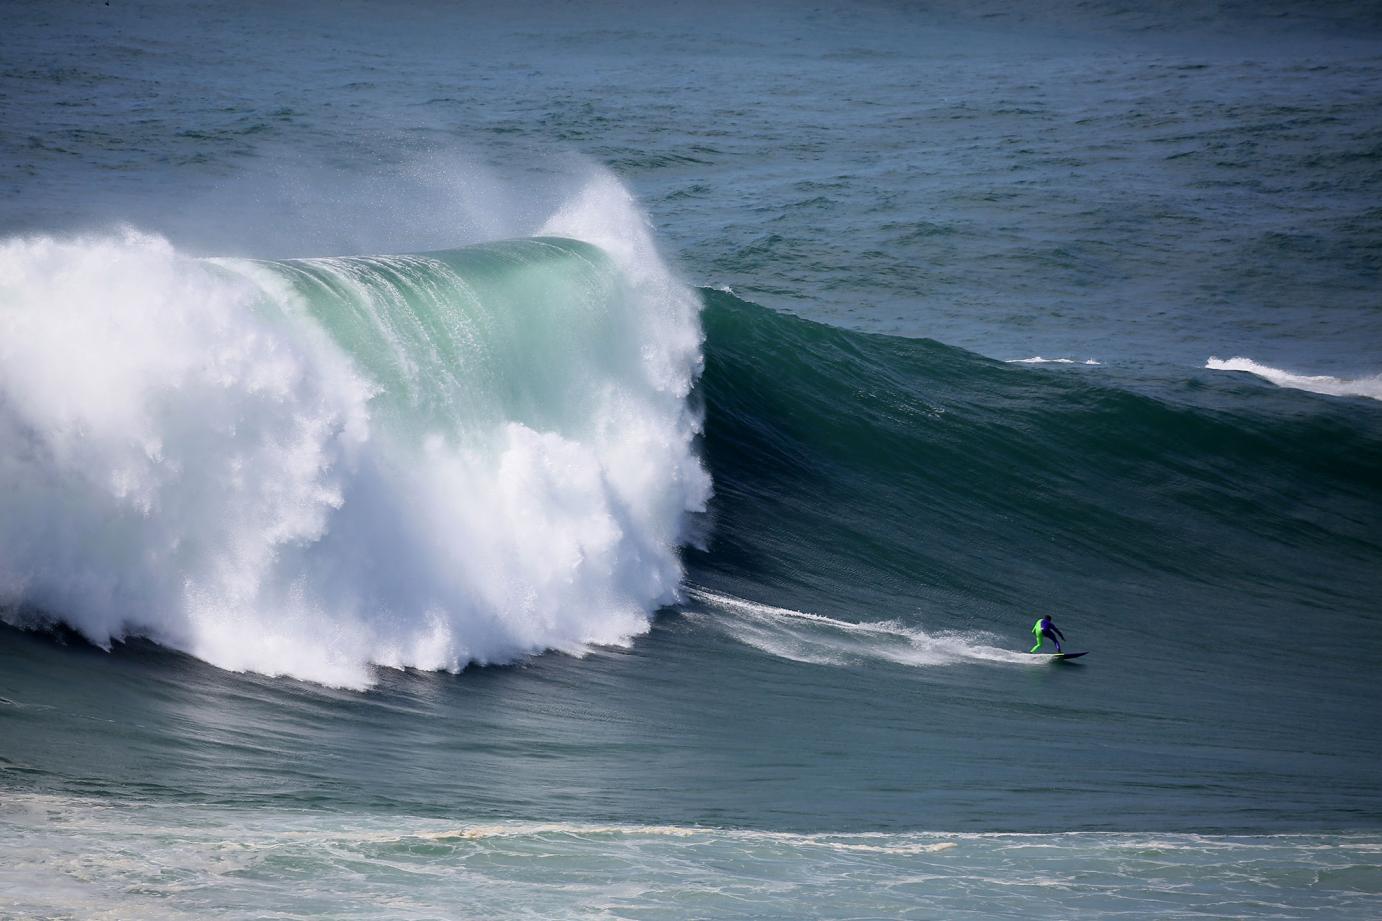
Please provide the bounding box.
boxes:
[690,289,1382,651]
[0,181,709,687]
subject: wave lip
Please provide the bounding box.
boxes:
[0,177,710,688]
[1207,356,1382,401]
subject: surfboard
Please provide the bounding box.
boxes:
[1047,652,1087,661]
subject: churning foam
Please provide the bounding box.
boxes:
[684,587,1032,668]
[1206,356,1382,402]
[8,792,1378,921]
[0,175,710,687]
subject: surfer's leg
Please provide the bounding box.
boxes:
[1030,637,1043,653]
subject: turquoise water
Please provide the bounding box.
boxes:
[3,1,1382,917]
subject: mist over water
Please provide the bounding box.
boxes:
[4,1,1382,918]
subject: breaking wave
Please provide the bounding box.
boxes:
[1207,356,1382,401]
[0,176,710,687]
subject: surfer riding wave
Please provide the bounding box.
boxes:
[1030,615,1065,653]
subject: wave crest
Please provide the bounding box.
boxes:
[0,179,710,687]
[1207,356,1382,401]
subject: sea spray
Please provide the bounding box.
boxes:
[0,179,710,687]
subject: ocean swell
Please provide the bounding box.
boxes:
[0,179,709,687]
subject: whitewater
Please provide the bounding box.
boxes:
[6,792,1380,921]
[0,176,710,687]
[1207,357,1382,402]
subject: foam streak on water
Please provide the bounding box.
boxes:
[685,587,1033,668]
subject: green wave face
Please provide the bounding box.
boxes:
[244,238,639,441]
[692,288,1382,657]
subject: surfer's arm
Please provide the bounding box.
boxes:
[1052,626,1066,640]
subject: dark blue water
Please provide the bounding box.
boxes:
[3,2,1382,917]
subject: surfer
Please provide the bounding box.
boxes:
[1030,615,1065,653]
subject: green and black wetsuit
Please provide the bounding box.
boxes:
[1030,617,1065,653]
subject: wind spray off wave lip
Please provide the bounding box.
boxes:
[0,175,711,688]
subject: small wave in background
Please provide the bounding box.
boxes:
[1207,356,1382,402]
[1006,356,1103,366]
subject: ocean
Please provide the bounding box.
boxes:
[3,1,1382,917]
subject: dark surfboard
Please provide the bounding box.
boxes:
[1048,652,1087,661]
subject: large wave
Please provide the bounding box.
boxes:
[0,176,710,687]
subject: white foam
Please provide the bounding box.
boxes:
[425,821,957,854]
[1206,356,1382,401]
[6,793,1379,920]
[0,173,711,688]
[1007,356,1102,366]
[684,587,1033,668]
